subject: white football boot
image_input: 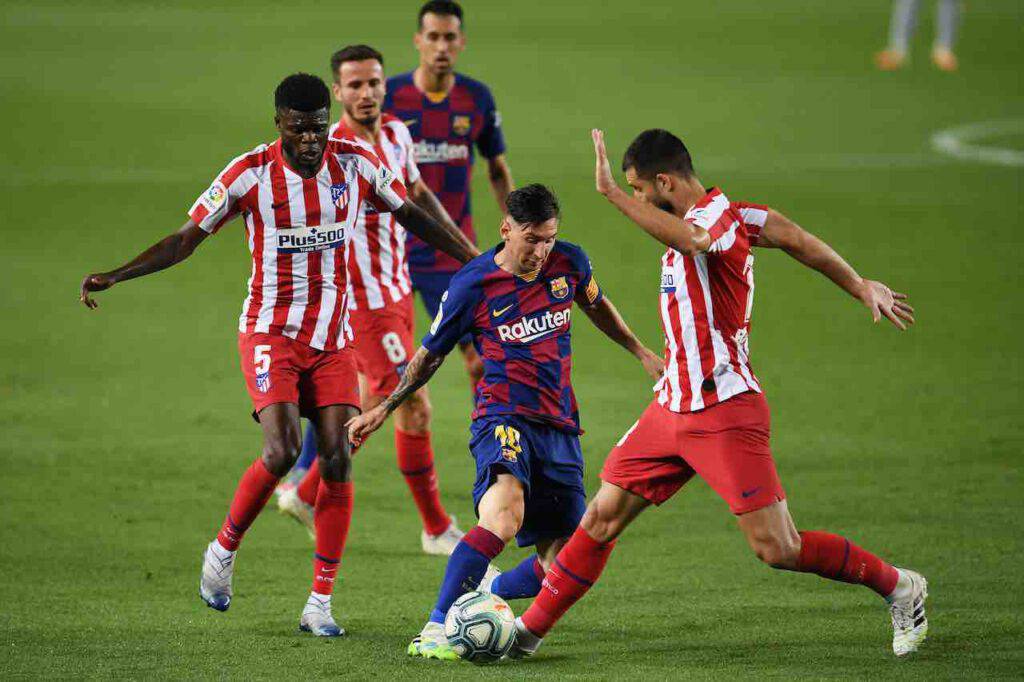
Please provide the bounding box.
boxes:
[407,620,459,660]
[508,617,543,658]
[299,593,345,637]
[888,569,929,656]
[277,486,315,540]
[478,563,502,593]
[421,516,465,556]
[199,540,234,612]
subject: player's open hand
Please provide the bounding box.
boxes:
[638,347,666,381]
[859,279,915,330]
[346,405,388,447]
[592,129,618,196]
[79,273,117,309]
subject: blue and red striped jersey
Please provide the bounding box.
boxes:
[384,72,506,274]
[422,241,602,433]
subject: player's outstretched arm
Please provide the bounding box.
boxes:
[591,129,710,255]
[581,297,664,380]
[393,200,480,265]
[756,209,915,330]
[79,220,209,309]
[346,346,446,445]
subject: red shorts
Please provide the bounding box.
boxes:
[601,392,785,515]
[348,295,415,397]
[238,332,359,420]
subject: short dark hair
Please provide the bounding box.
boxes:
[418,0,463,29]
[274,73,330,112]
[621,129,695,179]
[330,44,384,80]
[506,184,560,226]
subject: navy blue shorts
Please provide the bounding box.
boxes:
[412,270,473,348]
[469,415,586,548]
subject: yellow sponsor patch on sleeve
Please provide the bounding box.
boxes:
[585,277,600,303]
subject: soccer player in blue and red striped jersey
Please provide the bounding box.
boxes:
[384,0,514,386]
[347,184,663,659]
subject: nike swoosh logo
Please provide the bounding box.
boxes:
[403,118,418,128]
[741,487,761,499]
[492,304,514,317]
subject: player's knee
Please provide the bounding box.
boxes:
[262,435,301,476]
[400,391,432,432]
[579,500,623,543]
[316,437,352,482]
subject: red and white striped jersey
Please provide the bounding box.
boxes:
[188,137,407,350]
[329,114,420,311]
[655,188,769,413]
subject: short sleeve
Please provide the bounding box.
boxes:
[188,155,253,233]
[421,272,479,356]
[475,86,506,160]
[571,248,603,308]
[732,202,769,246]
[352,146,408,213]
[687,192,739,255]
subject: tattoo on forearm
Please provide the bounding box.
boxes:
[380,350,444,414]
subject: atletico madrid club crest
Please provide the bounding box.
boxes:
[550,276,569,299]
[452,115,471,136]
[330,182,349,212]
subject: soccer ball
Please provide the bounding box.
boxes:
[444,591,516,664]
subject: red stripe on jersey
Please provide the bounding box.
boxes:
[243,184,265,334]
[295,175,324,346]
[681,255,719,402]
[662,251,691,398]
[325,155,348,350]
[269,161,293,333]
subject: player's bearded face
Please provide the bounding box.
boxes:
[416,13,465,74]
[502,217,558,273]
[335,60,385,125]
[626,168,673,212]
[276,108,330,168]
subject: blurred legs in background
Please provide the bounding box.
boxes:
[875,0,960,71]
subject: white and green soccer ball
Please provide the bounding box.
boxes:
[444,591,516,664]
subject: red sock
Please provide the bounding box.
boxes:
[796,530,899,596]
[297,459,320,506]
[395,429,450,536]
[312,480,354,596]
[216,458,279,551]
[521,527,616,638]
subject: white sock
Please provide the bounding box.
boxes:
[886,568,914,603]
[210,539,235,560]
[306,592,332,612]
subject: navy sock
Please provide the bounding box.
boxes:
[429,526,504,623]
[295,422,318,471]
[490,555,543,600]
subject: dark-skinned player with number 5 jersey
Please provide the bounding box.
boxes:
[78,73,477,638]
[346,184,664,660]
[508,129,927,660]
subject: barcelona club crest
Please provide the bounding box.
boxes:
[550,276,569,299]
[330,182,349,212]
[452,115,472,136]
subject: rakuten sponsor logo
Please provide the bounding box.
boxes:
[497,309,571,343]
[415,140,470,163]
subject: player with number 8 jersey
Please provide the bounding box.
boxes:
[278,45,479,556]
[78,73,477,637]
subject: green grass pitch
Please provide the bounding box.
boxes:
[1,1,1022,678]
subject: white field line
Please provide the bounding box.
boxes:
[931,119,1024,168]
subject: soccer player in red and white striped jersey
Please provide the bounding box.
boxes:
[278,45,475,555]
[79,73,476,637]
[511,129,927,659]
